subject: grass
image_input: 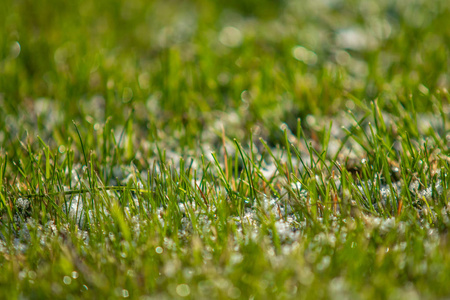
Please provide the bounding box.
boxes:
[1,0,450,298]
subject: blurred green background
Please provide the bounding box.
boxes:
[1,0,449,149]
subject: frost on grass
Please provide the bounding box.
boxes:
[63,195,87,227]
[6,164,448,257]
[4,117,449,271]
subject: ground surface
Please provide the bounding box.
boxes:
[1,0,450,299]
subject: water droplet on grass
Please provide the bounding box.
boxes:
[71,271,78,279]
[10,41,21,59]
[219,27,243,48]
[176,284,190,297]
[122,87,133,103]
[292,46,318,65]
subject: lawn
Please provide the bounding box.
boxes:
[1,0,450,299]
